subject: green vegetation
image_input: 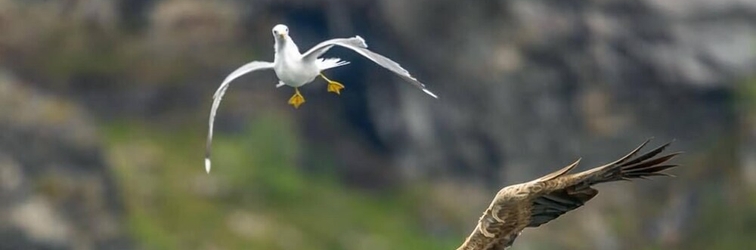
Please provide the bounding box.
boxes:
[738,77,756,111]
[103,115,457,250]
[684,185,756,249]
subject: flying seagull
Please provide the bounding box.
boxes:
[457,139,681,250]
[205,24,437,173]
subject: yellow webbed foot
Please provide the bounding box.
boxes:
[327,81,345,95]
[288,87,305,108]
[320,73,345,95]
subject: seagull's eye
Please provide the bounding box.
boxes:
[285,28,288,33]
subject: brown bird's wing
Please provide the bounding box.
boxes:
[456,139,680,250]
[526,139,680,228]
[457,191,526,250]
[465,159,582,250]
[528,187,598,227]
[487,234,520,250]
[534,158,581,182]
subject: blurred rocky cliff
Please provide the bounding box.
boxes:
[0,72,130,249]
[1,0,755,249]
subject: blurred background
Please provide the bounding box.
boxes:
[1,0,755,249]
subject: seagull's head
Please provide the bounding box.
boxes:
[272,24,289,41]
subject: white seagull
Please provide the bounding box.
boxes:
[205,24,438,173]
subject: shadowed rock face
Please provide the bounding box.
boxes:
[259,0,750,185]
[367,0,748,180]
[0,72,130,249]
[7,0,749,186]
[1,0,750,185]
[265,1,752,247]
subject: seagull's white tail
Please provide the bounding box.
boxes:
[317,58,350,70]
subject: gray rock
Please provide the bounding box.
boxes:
[0,71,130,250]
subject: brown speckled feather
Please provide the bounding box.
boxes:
[457,139,680,250]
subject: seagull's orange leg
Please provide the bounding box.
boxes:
[288,87,305,108]
[320,73,345,95]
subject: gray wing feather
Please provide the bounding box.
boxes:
[301,36,438,98]
[205,61,273,173]
[301,36,368,61]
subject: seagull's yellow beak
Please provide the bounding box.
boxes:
[278,33,286,41]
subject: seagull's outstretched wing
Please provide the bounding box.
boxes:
[301,36,438,98]
[206,61,274,173]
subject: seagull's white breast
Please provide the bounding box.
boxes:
[275,58,319,87]
[274,39,320,87]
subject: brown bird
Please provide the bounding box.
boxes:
[457,139,680,250]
